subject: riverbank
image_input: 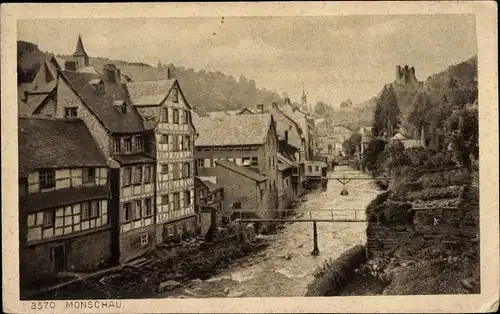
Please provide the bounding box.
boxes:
[29,227,271,300]
[307,166,480,296]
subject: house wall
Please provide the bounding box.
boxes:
[48,78,111,156]
[270,108,303,150]
[20,228,112,283]
[212,165,262,216]
[278,169,295,212]
[25,199,109,243]
[154,82,196,243]
[27,167,108,194]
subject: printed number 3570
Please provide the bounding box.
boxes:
[31,301,56,310]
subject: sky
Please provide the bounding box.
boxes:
[18,15,477,107]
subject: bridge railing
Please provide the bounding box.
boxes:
[232,208,367,222]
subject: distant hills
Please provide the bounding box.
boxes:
[325,55,477,133]
[17,40,477,129]
[17,40,285,113]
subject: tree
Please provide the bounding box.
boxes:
[408,92,432,137]
[342,133,362,158]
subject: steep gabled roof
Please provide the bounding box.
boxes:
[194,113,273,147]
[59,69,145,133]
[203,179,223,192]
[18,117,108,176]
[73,35,89,57]
[270,106,305,138]
[126,79,177,106]
[215,160,267,182]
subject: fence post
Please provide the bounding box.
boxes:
[311,221,320,256]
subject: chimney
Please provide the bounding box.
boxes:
[285,130,289,144]
[272,101,278,109]
[257,104,264,113]
[167,68,172,80]
[65,61,77,72]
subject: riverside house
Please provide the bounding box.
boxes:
[30,36,156,263]
[194,177,224,235]
[19,117,111,285]
[126,76,197,243]
[193,113,280,218]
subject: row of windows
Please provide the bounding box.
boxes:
[160,190,192,207]
[196,157,259,169]
[159,134,192,151]
[123,165,153,186]
[160,107,189,125]
[308,165,321,173]
[160,162,192,179]
[39,168,97,190]
[122,198,153,222]
[38,200,101,229]
[113,135,144,154]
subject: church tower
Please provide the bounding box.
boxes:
[72,35,90,68]
[301,87,310,113]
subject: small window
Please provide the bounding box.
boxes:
[173,109,179,124]
[308,166,313,172]
[272,157,275,170]
[167,226,175,236]
[171,87,179,102]
[39,169,55,189]
[161,134,168,144]
[90,201,100,218]
[161,194,169,205]
[251,157,258,167]
[123,203,131,221]
[133,166,142,184]
[42,210,54,228]
[268,156,271,169]
[113,138,121,154]
[121,105,127,114]
[196,159,204,168]
[140,234,148,246]
[242,157,251,167]
[172,135,179,151]
[183,110,189,124]
[161,164,168,174]
[184,190,191,205]
[315,166,319,172]
[144,165,151,183]
[135,136,143,151]
[134,200,142,219]
[173,192,180,210]
[82,167,95,184]
[64,107,78,118]
[161,108,168,123]
[82,202,90,220]
[184,135,191,150]
[260,188,264,200]
[183,162,191,178]
[123,167,132,186]
[123,138,132,153]
[144,198,152,217]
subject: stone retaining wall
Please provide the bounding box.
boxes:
[367,185,479,258]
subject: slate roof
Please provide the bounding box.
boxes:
[20,186,109,214]
[73,35,89,57]
[206,110,232,117]
[269,106,305,138]
[126,79,176,106]
[18,117,108,176]
[215,160,267,182]
[59,70,145,133]
[194,113,273,147]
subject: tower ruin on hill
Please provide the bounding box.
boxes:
[395,65,419,86]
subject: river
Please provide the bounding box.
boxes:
[163,166,382,298]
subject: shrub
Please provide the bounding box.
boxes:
[366,191,391,222]
[306,245,367,296]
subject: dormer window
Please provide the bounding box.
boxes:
[113,100,127,114]
[88,79,105,94]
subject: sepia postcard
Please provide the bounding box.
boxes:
[1,1,499,313]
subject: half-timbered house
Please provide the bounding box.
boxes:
[126,78,197,244]
[31,39,156,263]
[19,117,110,284]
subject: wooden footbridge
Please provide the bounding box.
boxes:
[231,167,390,256]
